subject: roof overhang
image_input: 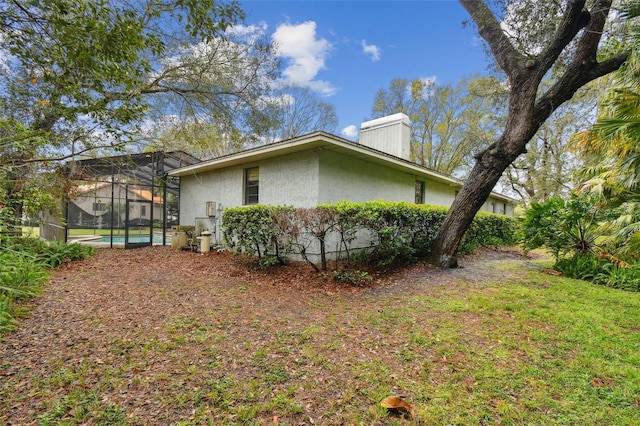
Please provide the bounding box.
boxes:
[169,132,517,204]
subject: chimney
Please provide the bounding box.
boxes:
[359,113,411,160]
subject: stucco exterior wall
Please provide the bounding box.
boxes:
[260,151,320,207]
[179,148,515,221]
[317,150,415,203]
[178,146,516,255]
[179,150,321,230]
[316,150,459,208]
[481,196,515,216]
[421,179,457,208]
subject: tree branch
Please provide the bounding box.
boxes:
[576,0,613,62]
[459,0,523,77]
[535,51,629,126]
[15,143,128,165]
[538,0,590,71]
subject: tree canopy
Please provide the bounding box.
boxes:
[371,76,500,177]
[0,0,277,222]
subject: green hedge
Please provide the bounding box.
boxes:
[223,201,516,270]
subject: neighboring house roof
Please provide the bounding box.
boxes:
[74,182,164,204]
[74,182,111,195]
[129,188,163,204]
[169,131,517,204]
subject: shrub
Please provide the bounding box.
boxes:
[223,205,293,261]
[521,197,566,257]
[601,264,640,291]
[0,295,14,334]
[332,269,372,286]
[272,207,337,272]
[523,195,640,291]
[521,195,611,260]
[555,253,612,282]
[461,211,518,254]
[352,201,420,266]
[555,253,640,292]
[222,201,517,271]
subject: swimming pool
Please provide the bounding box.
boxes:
[98,234,170,244]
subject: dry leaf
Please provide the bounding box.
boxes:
[380,395,414,417]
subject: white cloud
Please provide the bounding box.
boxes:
[361,40,381,62]
[341,125,358,138]
[305,80,337,97]
[420,76,437,85]
[226,21,268,38]
[272,21,336,96]
[409,76,437,99]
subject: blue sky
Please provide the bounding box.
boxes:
[240,0,493,139]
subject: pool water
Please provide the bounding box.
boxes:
[99,235,170,244]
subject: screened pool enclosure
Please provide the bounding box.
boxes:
[41,151,200,249]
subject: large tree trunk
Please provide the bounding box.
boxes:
[431,0,628,268]
[431,140,517,268]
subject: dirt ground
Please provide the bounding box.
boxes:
[0,246,541,424]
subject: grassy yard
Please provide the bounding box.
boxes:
[1,248,639,425]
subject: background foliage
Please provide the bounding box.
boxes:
[521,195,640,291]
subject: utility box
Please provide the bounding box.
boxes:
[171,232,188,249]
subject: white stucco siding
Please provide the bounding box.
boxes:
[317,150,414,203]
[179,168,243,227]
[179,150,321,226]
[317,150,459,208]
[480,196,514,216]
[177,146,516,230]
[422,179,457,208]
[259,151,320,207]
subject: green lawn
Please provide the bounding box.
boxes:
[67,228,155,236]
[20,226,39,238]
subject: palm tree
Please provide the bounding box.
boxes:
[573,2,640,257]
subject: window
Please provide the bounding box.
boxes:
[141,205,147,217]
[93,202,104,212]
[244,167,259,205]
[415,181,424,204]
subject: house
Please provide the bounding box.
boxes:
[169,113,517,245]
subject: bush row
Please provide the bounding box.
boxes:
[222,201,517,271]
